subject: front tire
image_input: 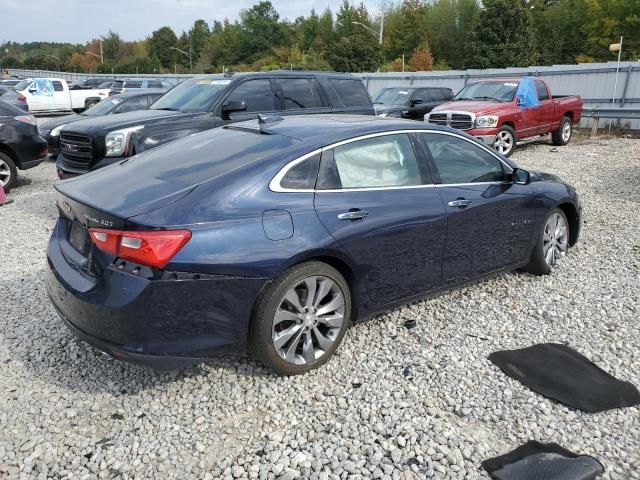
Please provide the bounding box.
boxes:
[523,208,570,275]
[493,125,516,157]
[249,262,351,375]
[0,152,17,192]
[552,116,572,146]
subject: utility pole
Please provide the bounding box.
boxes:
[189,33,193,74]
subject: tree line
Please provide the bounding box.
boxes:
[1,0,638,75]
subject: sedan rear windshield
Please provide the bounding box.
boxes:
[14,80,31,91]
[373,88,414,106]
[454,81,519,102]
[150,78,231,113]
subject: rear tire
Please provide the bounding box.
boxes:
[249,261,351,375]
[0,152,17,192]
[84,100,98,110]
[493,125,516,157]
[523,208,570,275]
[552,116,572,146]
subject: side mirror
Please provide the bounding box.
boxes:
[221,100,247,116]
[28,87,37,93]
[512,168,531,185]
[410,98,423,106]
[516,95,526,106]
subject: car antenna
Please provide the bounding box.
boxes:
[257,113,283,131]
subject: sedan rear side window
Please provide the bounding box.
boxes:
[280,153,320,189]
[421,133,507,184]
[319,134,422,189]
[279,79,323,110]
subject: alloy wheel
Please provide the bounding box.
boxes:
[0,159,11,188]
[272,275,345,365]
[543,212,568,268]
[494,131,514,155]
[562,121,572,142]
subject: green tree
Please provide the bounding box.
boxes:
[584,0,640,60]
[101,30,123,63]
[238,1,286,62]
[469,0,536,68]
[530,0,588,65]
[385,0,427,62]
[327,1,382,72]
[149,26,178,70]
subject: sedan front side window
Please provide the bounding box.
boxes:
[420,133,508,184]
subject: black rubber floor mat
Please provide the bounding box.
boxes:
[489,343,640,413]
[483,441,604,480]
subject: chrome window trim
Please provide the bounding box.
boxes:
[268,129,512,193]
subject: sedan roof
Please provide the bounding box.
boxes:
[230,114,450,145]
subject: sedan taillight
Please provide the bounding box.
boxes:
[89,228,192,268]
[14,115,37,126]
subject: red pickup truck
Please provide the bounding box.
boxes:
[426,77,583,156]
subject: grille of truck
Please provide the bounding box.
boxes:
[427,112,474,131]
[60,132,93,171]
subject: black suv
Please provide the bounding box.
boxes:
[372,86,454,120]
[57,71,374,177]
[0,101,47,191]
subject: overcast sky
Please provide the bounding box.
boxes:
[2,0,381,44]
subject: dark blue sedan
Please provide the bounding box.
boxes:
[46,115,581,374]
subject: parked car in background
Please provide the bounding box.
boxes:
[70,78,107,90]
[46,115,581,373]
[426,77,583,157]
[97,78,174,95]
[14,78,112,114]
[56,71,374,178]
[0,79,21,89]
[39,90,165,157]
[0,86,29,111]
[373,86,453,120]
[0,101,47,190]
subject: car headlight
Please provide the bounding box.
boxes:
[50,125,63,137]
[475,115,499,128]
[105,126,144,157]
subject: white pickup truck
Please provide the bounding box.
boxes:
[14,78,111,114]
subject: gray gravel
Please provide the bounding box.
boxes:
[1,134,639,479]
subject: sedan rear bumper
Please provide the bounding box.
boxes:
[46,226,268,368]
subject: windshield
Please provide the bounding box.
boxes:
[373,88,414,106]
[150,77,231,113]
[454,81,519,102]
[82,97,123,116]
[14,80,31,91]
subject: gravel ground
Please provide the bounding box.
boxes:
[0,133,639,480]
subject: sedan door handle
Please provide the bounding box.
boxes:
[448,199,472,208]
[337,210,369,220]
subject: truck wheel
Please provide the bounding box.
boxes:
[552,116,572,146]
[85,100,98,110]
[0,152,17,192]
[493,125,516,157]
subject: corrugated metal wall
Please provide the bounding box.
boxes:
[8,62,640,128]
